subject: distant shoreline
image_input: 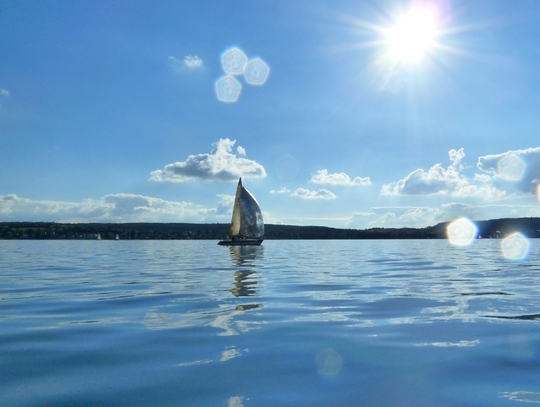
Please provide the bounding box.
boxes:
[1,218,540,240]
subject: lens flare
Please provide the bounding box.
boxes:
[316,348,343,376]
[447,217,477,246]
[501,232,531,261]
[497,154,525,181]
[536,183,540,204]
[215,75,242,103]
[244,58,270,86]
[221,47,248,76]
[275,154,300,180]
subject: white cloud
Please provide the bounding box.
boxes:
[0,193,229,223]
[183,55,203,68]
[150,138,267,183]
[477,147,540,194]
[310,169,371,186]
[449,148,466,170]
[270,187,291,194]
[169,55,204,73]
[354,206,446,228]
[215,194,235,215]
[0,89,9,97]
[347,202,540,229]
[291,188,336,200]
[381,148,507,199]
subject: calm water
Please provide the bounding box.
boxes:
[2,239,540,407]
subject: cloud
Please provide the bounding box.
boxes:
[215,194,235,215]
[0,193,229,223]
[291,188,336,200]
[347,202,540,229]
[183,55,203,68]
[150,138,267,183]
[169,55,204,73]
[270,187,291,194]
[381,148,507,199]
[477,147,540,193]
[0,89,9,97]
[310,169,371,186]
[351,206,446,228]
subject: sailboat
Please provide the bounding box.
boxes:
[218,178,264,246]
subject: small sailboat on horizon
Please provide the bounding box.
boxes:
[218,178,264,246]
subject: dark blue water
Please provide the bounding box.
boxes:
[2,239,540,406]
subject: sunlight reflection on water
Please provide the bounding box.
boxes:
[2,240,540,407]
[500,391,540,404]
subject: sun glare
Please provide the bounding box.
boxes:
[386,7,438,62]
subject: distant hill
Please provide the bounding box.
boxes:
[1,217,540,240]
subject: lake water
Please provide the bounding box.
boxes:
[2,239,540,407]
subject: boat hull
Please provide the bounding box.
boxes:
[218,238,264,246]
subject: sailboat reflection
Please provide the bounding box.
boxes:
[229,245,263,311]
[229,244,264,266]
[231,270,257,297]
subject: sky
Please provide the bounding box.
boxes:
[1,0,540,229]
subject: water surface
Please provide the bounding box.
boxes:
[2,239,540,406]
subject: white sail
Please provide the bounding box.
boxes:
[229,180,243,237]
[237,181,264,238]
[221,178,264,245]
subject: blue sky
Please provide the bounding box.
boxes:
[1,0,540,228]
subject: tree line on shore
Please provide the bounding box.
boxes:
[1,218,540,240]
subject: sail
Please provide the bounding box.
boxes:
[228,178,264,238]
[229,180,243,236]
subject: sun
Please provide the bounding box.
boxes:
[385,7,438,62]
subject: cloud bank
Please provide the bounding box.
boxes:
[477,147,540,194]
[292,188,336,200]
[381,148,507,199]
[270,187,291,194]
[150,138,267,182]
[348,203,540,229]
[310,169,371,186]
[0,193,229,223]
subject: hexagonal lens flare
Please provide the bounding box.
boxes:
[221,47,248,76]
[497,154,525,181]
[215,75,242,103]
[447,217,478,246]
[501,232,531,260]
[244,58,270,85]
